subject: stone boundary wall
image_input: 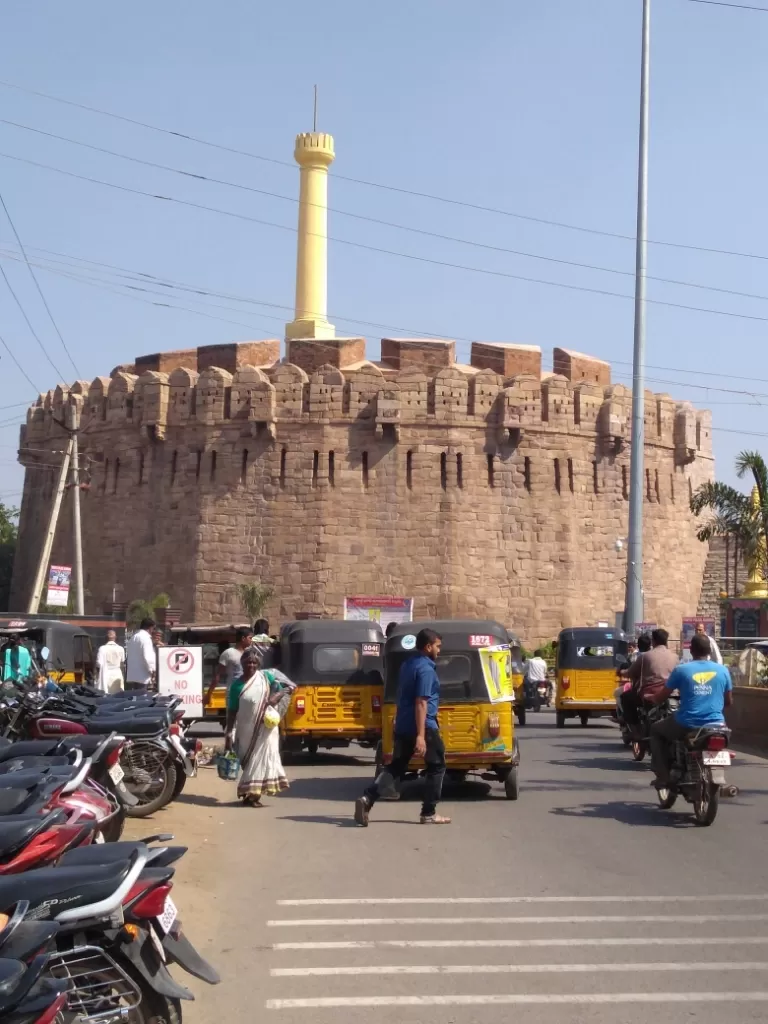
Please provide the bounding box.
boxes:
[11,338,714,641]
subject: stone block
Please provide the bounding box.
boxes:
[198,341,279,374]
[553,348,611,386]
[470,342,542,379]
[286,338,365,374]
[134,349,199,375]
[381,338,455,375]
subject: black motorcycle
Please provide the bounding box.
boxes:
[656,722,733,826]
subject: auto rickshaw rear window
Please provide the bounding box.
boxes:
[313,646,361,674]
[435,654,473,701]
[578,645,614,659]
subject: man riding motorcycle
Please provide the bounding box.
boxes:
[621,629,678,734]
[524,649,550,706]
[649,632,733,788]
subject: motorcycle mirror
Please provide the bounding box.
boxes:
[40,646,50,661]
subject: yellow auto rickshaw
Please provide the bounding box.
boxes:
[0,619,94,684]
[167,623,253,722]
[279,620,385,755]
[381,620,520,800]
[555,626,629,728]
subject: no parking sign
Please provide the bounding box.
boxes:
[157,646,204,718]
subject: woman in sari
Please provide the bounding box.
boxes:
[226,648,295,805]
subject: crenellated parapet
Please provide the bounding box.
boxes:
[18,338,714,466]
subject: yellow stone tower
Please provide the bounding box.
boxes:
[285,131,336,340]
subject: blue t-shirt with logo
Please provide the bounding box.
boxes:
[395,653,440,736]
[668,660,733,728]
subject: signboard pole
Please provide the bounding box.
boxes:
[28,437,74,614]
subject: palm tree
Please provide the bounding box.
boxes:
[690,450,768,580]
[234,582,274,624]
[127,592,171,629]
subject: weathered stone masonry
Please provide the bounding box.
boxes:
[10,337,713,644]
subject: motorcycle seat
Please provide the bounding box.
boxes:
[0,858,134,916]
[0,816,53,859]
[58,842,171,868]
[685,724,731,747]
[87,715,167,736]
[0,921,60,962]
[0,741,60,762]
[0,780,60,816]
[0,959,25,997]
[0,756,72,775]
[0,768,78,791]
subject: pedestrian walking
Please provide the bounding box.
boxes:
[96,630,125,693]
[354,627,450,826]
[250,618,275,669]
[125,617,157,691]
[226,648,296,806]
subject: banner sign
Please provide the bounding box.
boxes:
[479,645,515,704]
[46,565,71,608]
[157,646,204,718]
[634,622,657,638]
[681,617,716,650]
[344,596,414,632]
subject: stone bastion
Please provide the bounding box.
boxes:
[10,336,713,643]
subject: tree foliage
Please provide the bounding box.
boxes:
[0,504,19,612]
[690,450,768,578]
[127,592,171,628]
[234,582,274,623]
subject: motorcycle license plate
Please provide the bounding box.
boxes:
[156,896,178,935]
[703,750,731,766]
[108,762,125,784]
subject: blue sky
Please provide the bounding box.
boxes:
[1,0,767,505]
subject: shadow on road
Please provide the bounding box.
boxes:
[175,792,225,808]
[550,800,695,827]
[277,813,358,827]
[282,776,501,802]
[545,756,643,772]
[282,752,373,768]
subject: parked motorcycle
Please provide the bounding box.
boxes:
[0,839,219,1022]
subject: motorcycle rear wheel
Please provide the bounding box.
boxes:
[693,777,720,826]
[631,741,646,762]
[124,759,177,818]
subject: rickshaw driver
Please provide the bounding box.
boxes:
[354,628,450,827]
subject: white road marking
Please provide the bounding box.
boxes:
[272,935,768,951]
[277,893,768,906]
[266,992,768,1009]
[271,961,768,977]
[268,913,768,928]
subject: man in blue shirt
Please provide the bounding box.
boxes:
[649,632,733,787]
[355,628,449,826]
[2,636,32,684]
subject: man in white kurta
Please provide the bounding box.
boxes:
[96,630,125,693]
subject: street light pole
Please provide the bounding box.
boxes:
[624,0,651,635]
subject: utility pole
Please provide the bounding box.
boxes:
[28,435,74,613]
[624,0,650,635]
[70,401,85,615]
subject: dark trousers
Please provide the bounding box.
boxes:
[650,716,690,785]
[620,688,642,726]
[366,728,446,817]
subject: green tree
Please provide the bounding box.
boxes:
[127,592,171,629]
[690,450,768,580]
[0,503,18,611]
[234,582,274,624]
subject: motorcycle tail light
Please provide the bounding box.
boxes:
[126,882,173,919]
[173,710,185,723]
[169,723,181,736]
[561,676,571,690]
[295,697,305,715]
[106,744,122,768]
[706,735,727,751]
[371,695,381,713]
[194,739,203,754]
[488,713,500,739]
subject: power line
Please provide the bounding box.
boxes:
[0,260,65,379]
[2,78,768,265]
[7,117,768,305]
[5,149,768,329]
[684,0,768,10]
[5,242,768,405]
[0,190,80,377]
[0,329,40,392]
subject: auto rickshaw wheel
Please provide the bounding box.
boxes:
[556,711,566,729]
[579,713,590,727]
[306,739,319,758]
[504,767,520,800]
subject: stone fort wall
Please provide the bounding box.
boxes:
[11,337,713,643]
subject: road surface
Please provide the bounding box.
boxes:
[128,712,768,1023]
